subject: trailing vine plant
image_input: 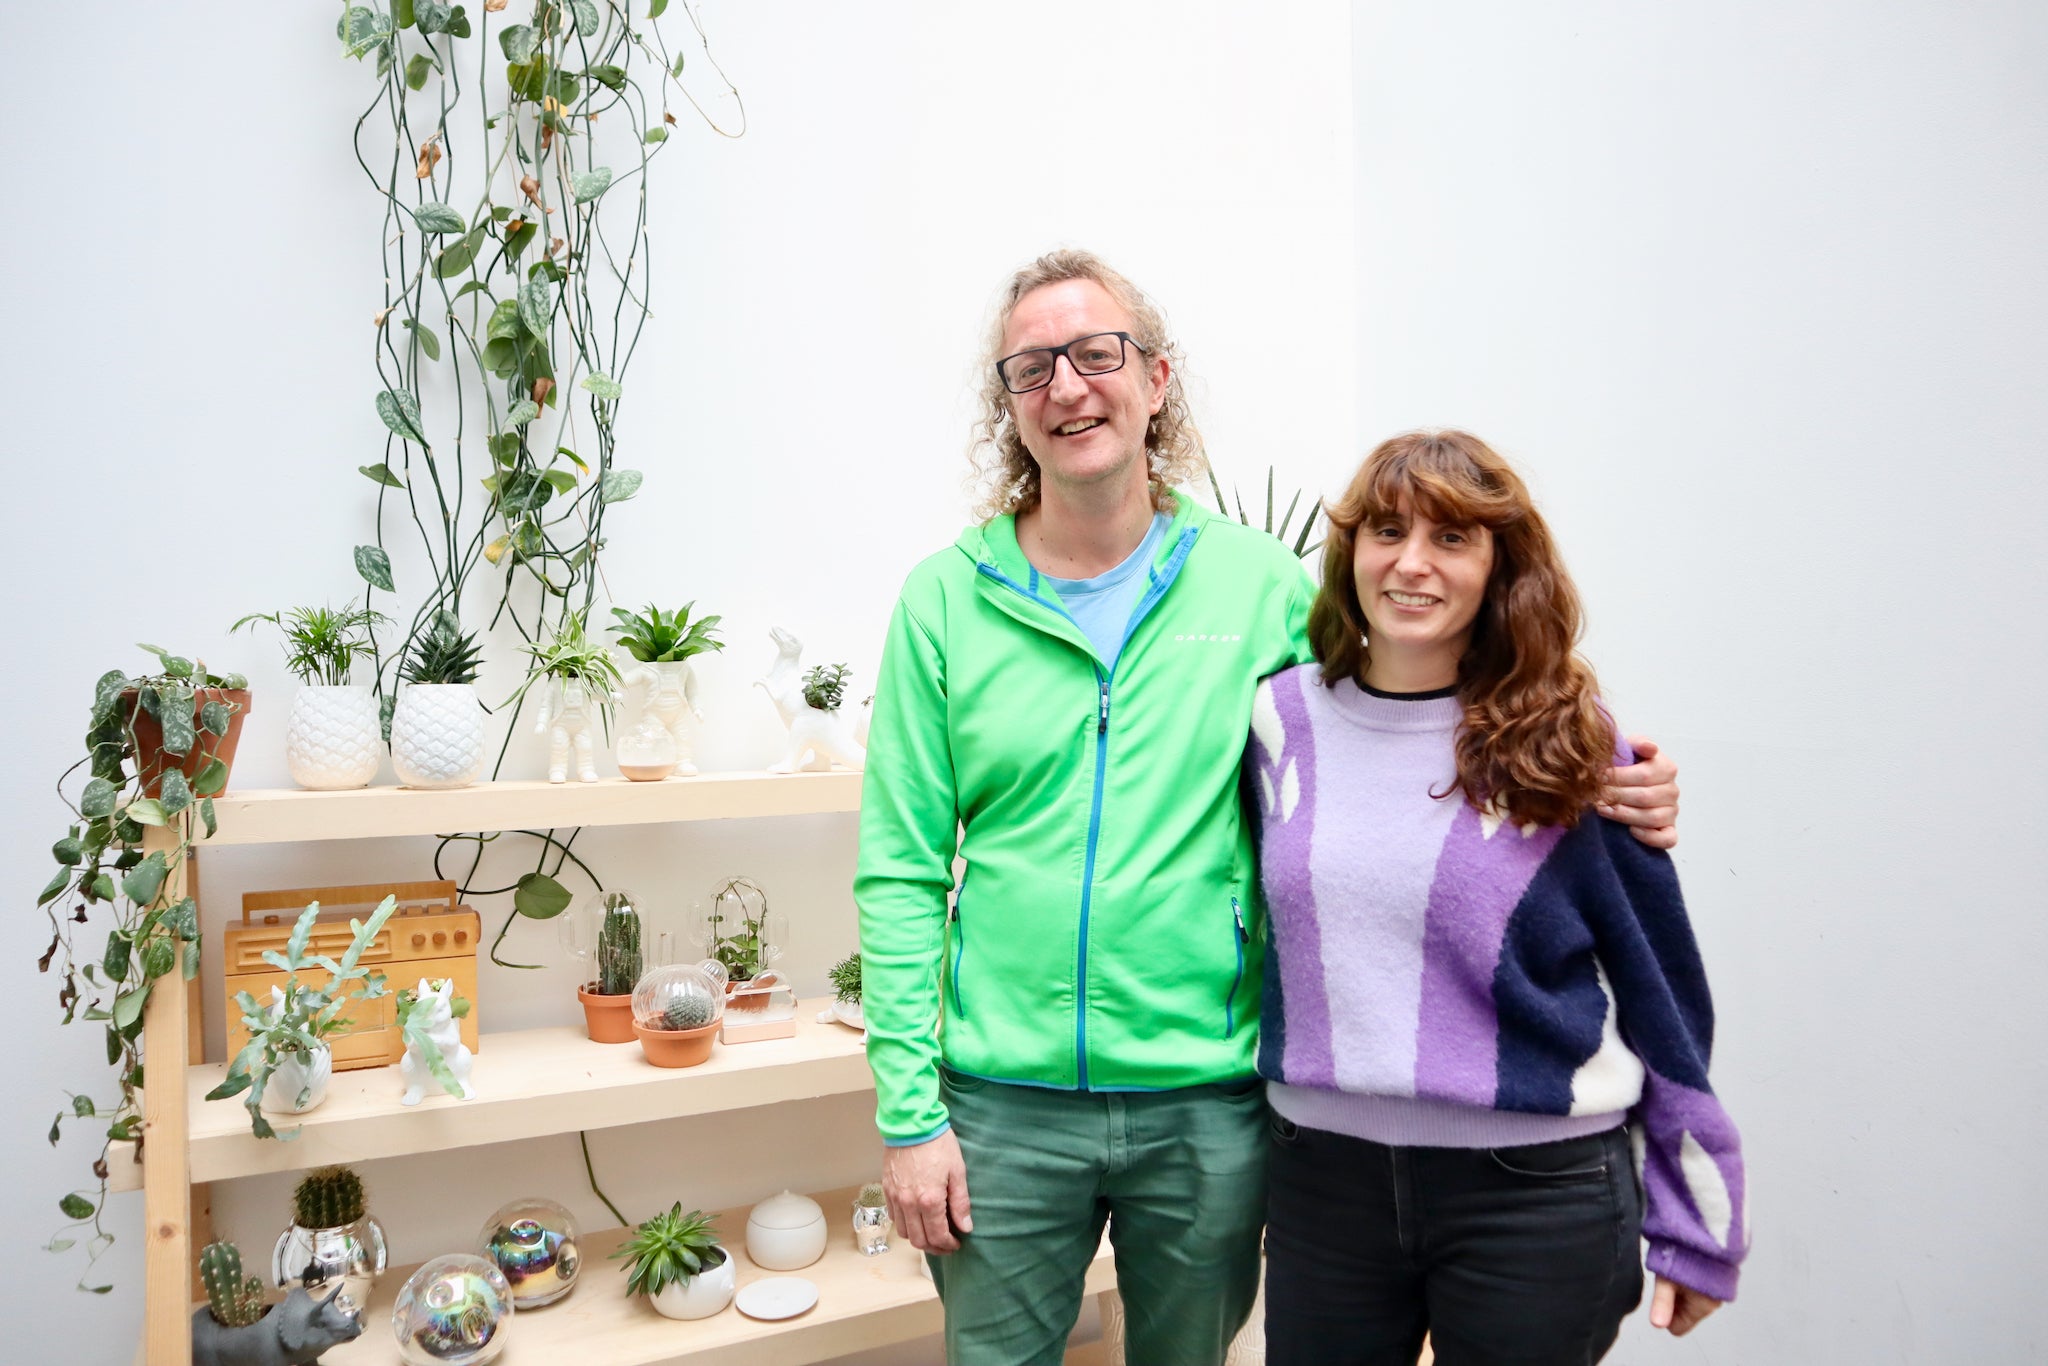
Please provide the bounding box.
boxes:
[335,0,742,961]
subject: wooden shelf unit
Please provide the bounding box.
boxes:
[138,769,1024,1366]
[315,1186,1116,1366]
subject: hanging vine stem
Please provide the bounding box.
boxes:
[333,0,742,959]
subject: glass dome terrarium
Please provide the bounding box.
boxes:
[691,877,786,985]
[560,888,675,1043]
[477,1197,582,1309]
[631,963,726,1068]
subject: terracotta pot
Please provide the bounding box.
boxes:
[632,1019,719,1068]
[126,687,252,796]
[577,985,636,1043]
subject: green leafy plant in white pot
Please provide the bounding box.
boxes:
[613,1203,733,1321]
[234,601,389,789]
[206,897,398,1140]
[390,610,488,789]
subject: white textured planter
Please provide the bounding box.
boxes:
[648,1254,734,1320]
[285,685,381,790]
[390,683,488,790]
[260,1043,332,1115]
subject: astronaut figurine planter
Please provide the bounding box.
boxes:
[610,603,724,779]
[512,610,623,785]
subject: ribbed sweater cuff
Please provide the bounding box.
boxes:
[1646,1239,1740,1303]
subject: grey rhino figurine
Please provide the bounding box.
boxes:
[191,1287,364,1366]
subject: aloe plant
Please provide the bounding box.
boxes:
[1207,464,1324,559]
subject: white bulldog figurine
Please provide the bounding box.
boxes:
[398,977,475,1106]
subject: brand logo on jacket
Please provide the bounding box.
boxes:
[1174,633,1243,643]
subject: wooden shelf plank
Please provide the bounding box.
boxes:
[311,1187,1115,1366]
[113,1004,874,1190]
[199,771,862,847]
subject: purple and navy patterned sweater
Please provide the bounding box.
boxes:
[1246,665,1749,1302]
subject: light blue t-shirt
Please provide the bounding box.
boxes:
[1042,513,1171,672]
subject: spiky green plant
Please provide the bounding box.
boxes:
[608,602,725,664]
[661,993,715,1031]
[801,663,851,711]
[292,1166,367,1229]
[1206,464,1325,560]
[611,1204,726,1298]
[199,1241,267,1327]
[856,1182,886,1210]
[400,609,483,685]
[828,952,862,1006]
[596,894,643,997]
[231,601,389,687]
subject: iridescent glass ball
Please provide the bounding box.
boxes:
[391,1254,514,1366]
[477,1197,582,1308]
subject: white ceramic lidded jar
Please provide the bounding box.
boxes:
[744,1191,826,1271]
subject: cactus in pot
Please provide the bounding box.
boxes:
[201,1240,268,1327]
[274,1164,387,1309]
[565,888,656,1043]
[597,894,643,997]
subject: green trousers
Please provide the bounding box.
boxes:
[927,1066,1267,1366]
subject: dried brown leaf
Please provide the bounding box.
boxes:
[416,136,443,181]
[519,174,543,208]
[532,376,554,405]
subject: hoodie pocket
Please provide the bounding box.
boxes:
[1224,896,1248,1037]
[947,875,969,1019]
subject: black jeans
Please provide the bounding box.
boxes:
[1265,1117,1644,1366]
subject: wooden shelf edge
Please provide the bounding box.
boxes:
[200,770,863,846]
[111,1004,874,1191]
[301,1186,1115,1366]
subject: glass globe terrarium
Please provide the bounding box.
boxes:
[616,716,679,782]
[391,1253,514,1366]
[477,1197,582,1309]
[631,962,726,1068]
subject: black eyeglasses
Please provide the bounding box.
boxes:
[995,331,1148,395]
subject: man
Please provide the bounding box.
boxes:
[856,250,1679,1365]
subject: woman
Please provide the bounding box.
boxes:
[1247,431,1746,1364]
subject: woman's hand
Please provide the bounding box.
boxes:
[1649,1275,1722,1335]
[1597,735,1680,849]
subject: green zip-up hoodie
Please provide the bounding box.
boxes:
[856,498,1315,1143]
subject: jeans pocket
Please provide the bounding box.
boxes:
[1486,1131,1612,1181]
[938,1064,989,1095]
[1268,1113,1304,1147]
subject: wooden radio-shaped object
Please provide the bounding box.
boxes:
[223,880,482,1072]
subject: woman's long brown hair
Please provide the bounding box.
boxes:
[1308,430,1614,828]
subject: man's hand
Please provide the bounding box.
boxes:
[1597,734,1680,849]
[883,1129,973,1254]
[1649,1275,1722,1335]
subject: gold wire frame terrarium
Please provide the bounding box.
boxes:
[691,877,786,984]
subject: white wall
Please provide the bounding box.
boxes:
[0,2,1353,1358]
[1353,2,2048,1360]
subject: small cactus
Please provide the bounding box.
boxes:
[199,1240,267,1327]
[292,1164,367,1229]
[596,894,643,997]
[856,1182,887,1209]
[662,992,715,1031]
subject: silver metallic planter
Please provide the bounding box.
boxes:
[273,1215,388,1313]
[851,1200,892,1257]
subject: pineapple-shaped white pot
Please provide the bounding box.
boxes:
[390,612,488,790]
[285,686,382,790]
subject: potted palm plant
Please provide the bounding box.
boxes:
[612,1203,734,1320]
[234,601,388,789]
[206,896,398,1139]
[390,609,487,789]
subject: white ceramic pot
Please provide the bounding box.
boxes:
[260,1043,332,1115]
[390,683,487,789]
[648,1252,735,1320]
[745,1190,826,1271]
[285,684,381,790]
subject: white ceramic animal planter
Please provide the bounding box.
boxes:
[754,627,868,773]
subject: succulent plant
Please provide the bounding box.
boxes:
[801,662,852,711]
[611,1203,725,1298]
[608,602,725,664]
[595,893,643,996]
[400,609,483,686]
[856,1182,886,1210]
[292,1165,367,1229]
[661,993,715,1031]
[199,1240,268,1327]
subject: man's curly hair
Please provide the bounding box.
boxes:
[967,249,1205,522]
